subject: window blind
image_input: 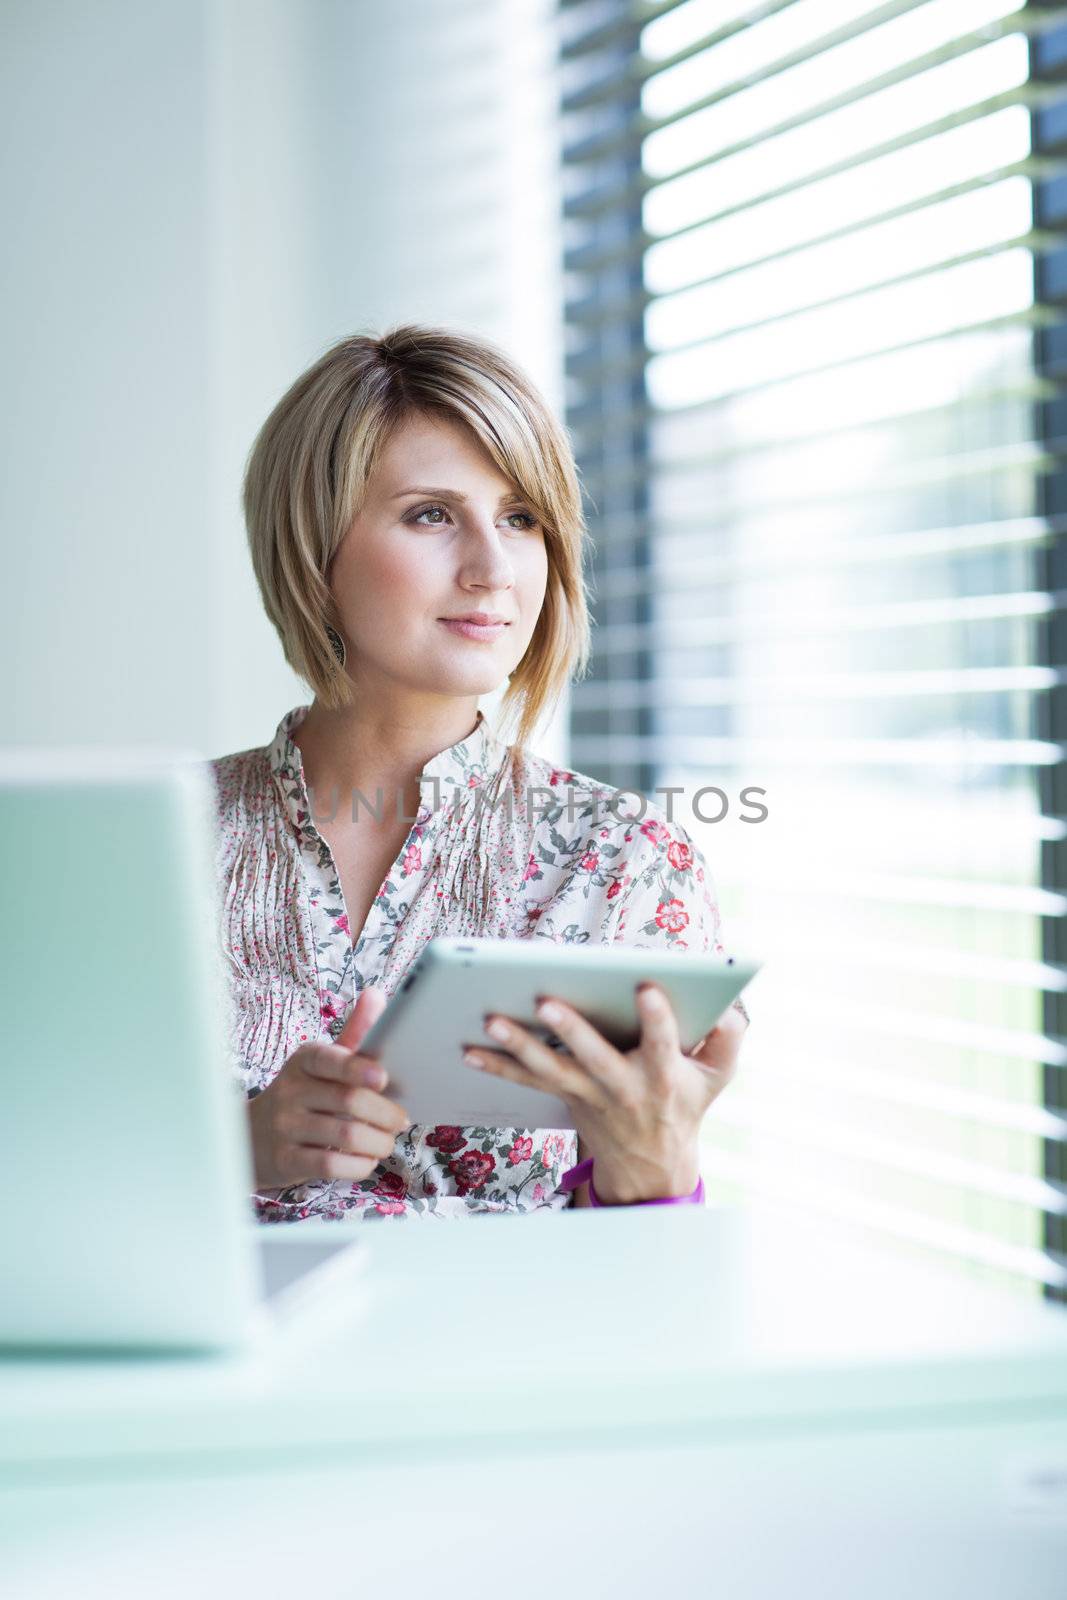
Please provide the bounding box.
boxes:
[560,0,1067,1301]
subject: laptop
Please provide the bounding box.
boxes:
[0,745,370,1355]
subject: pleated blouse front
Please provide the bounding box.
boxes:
[209,703,730,1224]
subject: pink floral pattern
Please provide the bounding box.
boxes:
[209,704,732,1224]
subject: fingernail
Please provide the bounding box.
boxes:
[464,1049,484,1069]
[485,1017,510,1042]
[536,999,562,1025]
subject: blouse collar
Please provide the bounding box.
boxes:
[268,703,508,837]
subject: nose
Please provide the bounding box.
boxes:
[458,510,516,593]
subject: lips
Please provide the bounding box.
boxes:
[442,615,510,625]
[439,617,511,642]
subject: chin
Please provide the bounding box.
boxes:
[415,657,510,698]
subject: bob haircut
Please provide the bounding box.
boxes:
[242,323,592,753]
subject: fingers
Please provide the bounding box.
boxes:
[719,1002,749,1036]
[730,996,751,1027]
[464,1041,593,1104]
[691,1002,748,1077]
[255,1020,409,1189]
[289,1146,382,1184]
[529,995,632,1099]
[334,985,388,1054]
[634,982,682,1089]
[469,1010,611,1107]
[303,1040,389,1092]
[306,1082,410,1136]
[283,1108,400,1163]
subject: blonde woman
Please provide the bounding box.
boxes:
[212,324,748,1222]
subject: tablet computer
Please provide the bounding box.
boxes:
[360,936,760,1128]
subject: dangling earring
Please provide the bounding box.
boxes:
[325,624,346,669]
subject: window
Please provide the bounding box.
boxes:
[560,0,1067,1301]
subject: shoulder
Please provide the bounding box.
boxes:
[504,744,720,946]
[511,743,709,886]
[203,743,275,856]
[512,745,698,853]
[206,742,270,810]
[509,745,617,813]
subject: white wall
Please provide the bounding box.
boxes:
[2,0,567,762]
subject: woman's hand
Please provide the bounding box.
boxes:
[247,987,410,1190]
[464,984,748,1204]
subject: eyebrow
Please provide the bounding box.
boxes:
[390,486,526,505]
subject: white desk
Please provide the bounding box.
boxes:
[2,1202,1067,1599]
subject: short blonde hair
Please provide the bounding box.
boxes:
[242,323,591,752]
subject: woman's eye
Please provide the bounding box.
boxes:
[410,504,449,525]
[406,504,539,532]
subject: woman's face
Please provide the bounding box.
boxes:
[328,411,549,704]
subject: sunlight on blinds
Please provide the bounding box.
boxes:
[644,100,1032,286]
[641,0,1056,1292]
[642,0,1022,166]
[560,0,1067,1297]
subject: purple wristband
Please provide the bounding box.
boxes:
[559,1156,705,1207]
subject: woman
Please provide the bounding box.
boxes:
[212,324,748,1222]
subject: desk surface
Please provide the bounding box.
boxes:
[2,1201,1067,1483]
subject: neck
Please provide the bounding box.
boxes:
[292,692,483,825]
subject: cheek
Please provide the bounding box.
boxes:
[338,541,441,613]
[381,546,438,593]
[520,540,550,604]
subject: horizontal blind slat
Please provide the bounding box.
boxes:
[578,440,1063,501]
[588,517,1061,587]
[736,942,1067,992]
[706,869,1067,916]
[561,2,676,63]
[741,1052,1067,1138]
[704,1152,1067,1288]
[573,667,1067,705]
[753,999,1067,1064]
[568,364,1060,441]
[567,734,1066,767]
[590,595,1067,653]
[710,1094,1067,1212]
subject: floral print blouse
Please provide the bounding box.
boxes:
[209,704,735,1224]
